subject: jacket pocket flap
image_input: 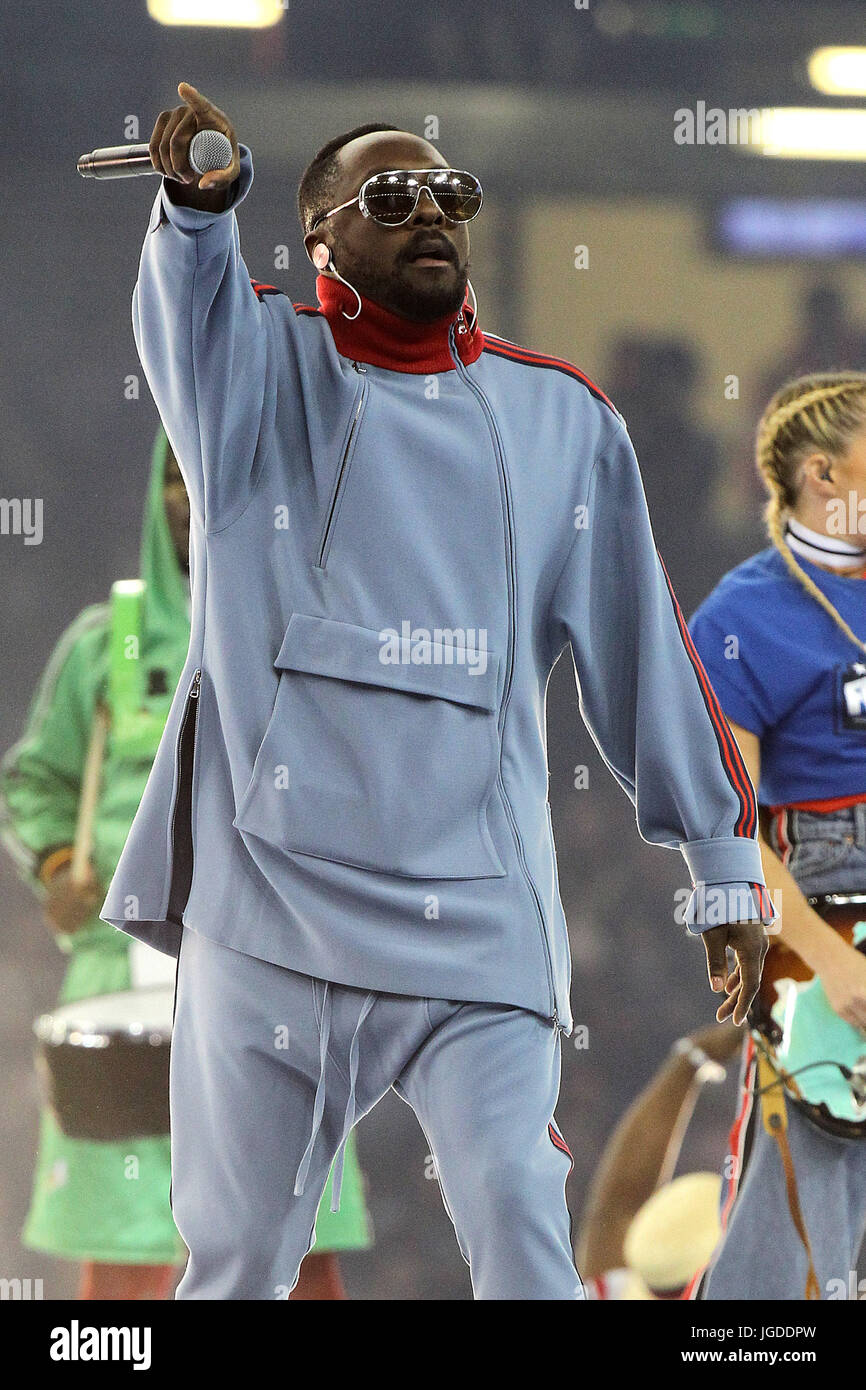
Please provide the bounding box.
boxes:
[275,614,499,713]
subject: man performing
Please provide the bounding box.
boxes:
[99,81,776,1300]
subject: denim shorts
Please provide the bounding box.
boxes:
[767,802,866,898]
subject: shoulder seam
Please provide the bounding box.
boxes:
[248,278,286,301]
[248,278,321,317]
[481,335,620,419]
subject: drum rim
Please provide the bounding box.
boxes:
[33,984,174,1048]
[806,891,866,907]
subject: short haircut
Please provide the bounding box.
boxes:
[297,123,402,234]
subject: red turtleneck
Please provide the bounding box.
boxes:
[313,273,484,374]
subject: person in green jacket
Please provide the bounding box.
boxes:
[1,427,372,1299]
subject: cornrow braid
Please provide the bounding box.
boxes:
[755,371,866,656]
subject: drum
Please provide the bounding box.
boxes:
[751,893,866,1138]
[33,986,173,1142]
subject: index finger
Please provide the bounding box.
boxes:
[177,82,212,113]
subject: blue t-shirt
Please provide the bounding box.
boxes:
[688,547,866,806]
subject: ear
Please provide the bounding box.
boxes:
[801,451,834,489]
[303,230,331,269]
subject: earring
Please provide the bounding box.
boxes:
[465,277,478,323]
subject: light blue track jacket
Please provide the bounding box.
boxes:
[102,147,776,1032]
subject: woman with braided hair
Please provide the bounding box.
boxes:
[688,372,866,1300]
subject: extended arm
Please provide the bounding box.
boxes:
[549,418,775,1022]
[133,83,276,531]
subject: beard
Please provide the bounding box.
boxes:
[338,245,469,323]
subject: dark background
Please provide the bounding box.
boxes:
[3,0,866,1299]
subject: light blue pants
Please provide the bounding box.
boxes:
[169,927,581,1300]
[703,1059,866,1300]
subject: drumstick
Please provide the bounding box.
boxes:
[70,701,110,887]
[654,1075,704,1192]
[654,1057,727,1191]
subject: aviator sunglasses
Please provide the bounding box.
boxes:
[312,168,484,229]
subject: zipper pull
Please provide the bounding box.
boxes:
[351,360,367,373]
[456,310,468,336]
[189,669,202,699]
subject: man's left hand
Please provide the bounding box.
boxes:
[703,921,768,1026]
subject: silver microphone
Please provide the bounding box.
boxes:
[77,129,233,180]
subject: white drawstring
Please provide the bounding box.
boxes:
[293,980,333,1197]
[329,991,376,1212]
[293,982,376,1213]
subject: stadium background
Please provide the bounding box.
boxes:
[3,0,866,1297]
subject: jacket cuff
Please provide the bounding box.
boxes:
[679,837,778,935]
[150,144,254,235]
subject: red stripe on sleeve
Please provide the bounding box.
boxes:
[657,553,757,839]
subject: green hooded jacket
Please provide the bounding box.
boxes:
[0,428,190,953]
[2,427,373,1260]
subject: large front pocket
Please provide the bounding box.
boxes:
[232,614,507,879]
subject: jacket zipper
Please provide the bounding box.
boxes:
[449,326,558,1028]
[166,668,201,922]
[170,668,201,822]
[316,362,368,569]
